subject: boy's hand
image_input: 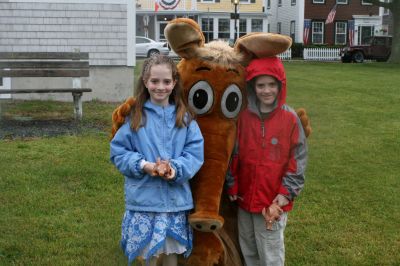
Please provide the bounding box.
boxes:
[228,195,238,201]
[262,203,283,230]
[273,194,290,207]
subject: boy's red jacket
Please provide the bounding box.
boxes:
[226,57,307,213]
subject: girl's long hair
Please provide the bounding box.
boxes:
[131,55,194,131]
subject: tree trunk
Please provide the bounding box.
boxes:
[366,0,399,63]
[387,1,399,63]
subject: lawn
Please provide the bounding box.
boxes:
[1,61,399,265]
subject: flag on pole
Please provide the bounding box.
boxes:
[325,4,337,24]
[155,0,160,12]
[303,19,311,45]
[348,20,355,46]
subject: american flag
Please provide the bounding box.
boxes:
[348,20,355,46]
[303,19,311,45]
[325,4,337,24]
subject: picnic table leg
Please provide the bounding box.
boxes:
[72,92,83,120]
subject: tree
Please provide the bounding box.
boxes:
[366,0,399,63]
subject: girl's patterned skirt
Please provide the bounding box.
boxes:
[120,210,193,264]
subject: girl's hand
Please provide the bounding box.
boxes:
[163,164,176,181]
[152,158,175,181]
[143,162,157,176]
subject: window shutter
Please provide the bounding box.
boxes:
[215,0,220,2]
[251,0,256,3]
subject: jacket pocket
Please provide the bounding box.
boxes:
[125,183,162,207]
[268,137,282,162]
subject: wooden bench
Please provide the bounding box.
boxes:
[0,52,92,120]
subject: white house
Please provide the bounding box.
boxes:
[0,0,135,102]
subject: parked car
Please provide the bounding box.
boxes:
[340,36,392,63]
[136,36,170,58]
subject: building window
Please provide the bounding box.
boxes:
[267,0,271,9]
[313,0,324,3]
[358,25,374,45]
[290,21,296,41]
[202,18,214,43]
[361,0,372,5]
[239,19,247,37]
[312,21,324,44]
[278,0,282,6]
[277,22,282,34]
[291,0,296,5]
[383,8,390,15]
[267,23,270,32]
[218,18,230,40]
[251,19,263,32]
[336,0,347,4]
[335,22,347,44]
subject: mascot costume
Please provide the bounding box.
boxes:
[111,18,311,266]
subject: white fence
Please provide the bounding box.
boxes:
[278,48,292,60]
[303,48,341,61]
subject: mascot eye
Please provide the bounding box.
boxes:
[188,81,214,115]
[221,84,242,119]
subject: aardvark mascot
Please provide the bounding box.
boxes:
[111,18,311,266]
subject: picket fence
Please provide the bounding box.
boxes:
[303,48,341,61]
[278,48,292,60]
[171,48,342,61]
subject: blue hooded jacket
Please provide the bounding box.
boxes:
[110,100,204,212]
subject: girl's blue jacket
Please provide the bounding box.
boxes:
[110,100,204,212]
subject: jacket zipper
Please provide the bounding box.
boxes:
[261,120,266,148]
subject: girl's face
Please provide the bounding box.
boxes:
[254,75,279,112]
[144,64,176,106]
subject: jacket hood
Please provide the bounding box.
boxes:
[245,56,287,115]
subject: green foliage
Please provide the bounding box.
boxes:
[1,62,400,265]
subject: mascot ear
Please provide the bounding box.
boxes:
[164,18,205,59]
[234,32,292,63]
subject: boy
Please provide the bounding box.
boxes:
[226,56,308,266]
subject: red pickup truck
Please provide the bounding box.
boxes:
[340,36,392,63]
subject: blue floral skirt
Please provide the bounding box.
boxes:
[120,210,193,264]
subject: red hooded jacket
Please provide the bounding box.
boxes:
[226,57,307,213]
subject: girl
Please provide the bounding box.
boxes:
[110,55,204,266]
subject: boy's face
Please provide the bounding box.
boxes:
[254,75,279,112]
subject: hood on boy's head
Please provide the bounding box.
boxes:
[245,56,287,110]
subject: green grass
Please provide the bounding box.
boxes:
[1,61,400,265]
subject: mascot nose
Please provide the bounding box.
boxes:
[189,214,224,232]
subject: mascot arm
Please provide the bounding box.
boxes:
[110,97,136,140]
[296,108,312,138]
[225,154,239,196]
[170,121,205,185]
[110,122,146,179]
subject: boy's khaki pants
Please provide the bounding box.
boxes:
[238,208,288,266]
